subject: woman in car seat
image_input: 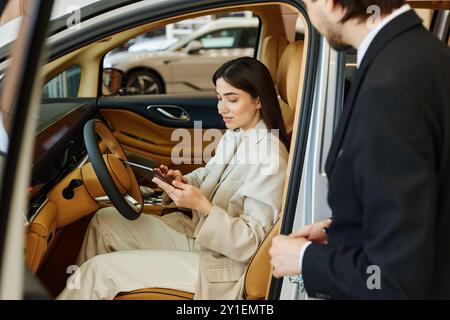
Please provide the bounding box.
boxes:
[58,57,290,300]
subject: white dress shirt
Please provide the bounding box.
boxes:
[0,113,8,154]
[298,4,412,275]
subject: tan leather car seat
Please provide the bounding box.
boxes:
[115,219,282,301]
[277,40,304,133]
[260,35,290,85]
[260,36,303,133]
[115,41,305,301]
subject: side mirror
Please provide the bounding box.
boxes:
[102,68,125,96]
[185,40,203,54]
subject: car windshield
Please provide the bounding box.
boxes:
[0,0,123,156]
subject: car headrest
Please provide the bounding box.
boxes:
[260,35,290,84]
[277,40,304,110]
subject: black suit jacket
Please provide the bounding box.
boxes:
[303,10,450,299]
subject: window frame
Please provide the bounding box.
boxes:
[99,11,262,97]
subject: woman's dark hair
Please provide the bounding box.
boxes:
[212,57,290,150]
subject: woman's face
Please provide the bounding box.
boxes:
[215,77,261,131]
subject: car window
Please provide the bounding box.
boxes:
[42,65,81,99]
[331,51,356,133]
[101,11,259,96]
[238,27,258,48]
[343,53,357,102]
[197,28,242,49]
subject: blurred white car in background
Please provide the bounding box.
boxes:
[103,17,259,95]
[128,36,180,52]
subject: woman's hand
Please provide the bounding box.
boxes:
[152,177,212,216]
[154,165,187,183]
[289,218,332,244]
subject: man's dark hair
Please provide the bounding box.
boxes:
[333,0,406,22]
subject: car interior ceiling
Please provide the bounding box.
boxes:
[26,2,306,299]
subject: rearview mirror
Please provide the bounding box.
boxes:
[102,68,125,96]
[185,40,203,54]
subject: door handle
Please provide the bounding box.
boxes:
[147,105,190,122]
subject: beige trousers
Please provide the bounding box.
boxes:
[57,207,200,300]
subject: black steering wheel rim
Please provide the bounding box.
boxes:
[83,119,142,220]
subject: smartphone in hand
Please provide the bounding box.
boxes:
[152,169,176,186]
[123,161,179,188]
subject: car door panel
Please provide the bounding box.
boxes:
[30,100,97,205]
[98,94,225,175]
[37,98,97,133]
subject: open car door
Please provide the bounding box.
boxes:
[0,0,55,299]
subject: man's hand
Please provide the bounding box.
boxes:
[152,177,212,215]
[290,218,332,244]
[269,218,332,278]
[269,235,309,278]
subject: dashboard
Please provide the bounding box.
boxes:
[27,100,97,221]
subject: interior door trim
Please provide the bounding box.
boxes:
[147,105,190,122]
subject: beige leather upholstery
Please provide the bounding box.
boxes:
[260,35,290,84]
[260,36,303,133]
[244,218,281,299]
[277,41,304,133]
[100,109,220,174]
[47,167,100,228]
[277,40,304,111]
[25,202,58,273]
[115,288,194,300]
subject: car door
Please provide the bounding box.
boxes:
[0,0,55,299]
[0,0,153,300]
[1,0,318,300]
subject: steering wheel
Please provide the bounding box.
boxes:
[83,119,143,220]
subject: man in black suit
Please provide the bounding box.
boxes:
[270,0,450,299]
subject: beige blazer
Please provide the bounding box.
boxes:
[160,119,288,299]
